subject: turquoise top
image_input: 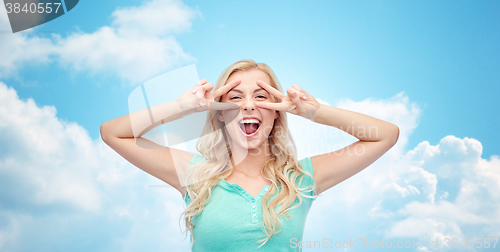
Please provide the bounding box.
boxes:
[183,154,317,252]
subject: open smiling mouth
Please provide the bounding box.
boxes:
[238,118,261,136]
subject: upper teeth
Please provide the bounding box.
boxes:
[240,119,260,124]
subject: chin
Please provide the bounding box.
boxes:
[238,140,265,150]
[230,135,267,150]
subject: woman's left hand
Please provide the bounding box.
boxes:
[255,80,321,121]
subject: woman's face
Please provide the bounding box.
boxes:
[218,69,279,151]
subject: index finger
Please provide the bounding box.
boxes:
[212,79,242,98]
[256,80,286,100]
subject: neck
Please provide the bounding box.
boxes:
[230,140,272,177]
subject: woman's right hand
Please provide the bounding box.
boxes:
[176,78,241,113]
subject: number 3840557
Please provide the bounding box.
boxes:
[5,2,62,14]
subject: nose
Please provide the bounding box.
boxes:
[241,97,255,111]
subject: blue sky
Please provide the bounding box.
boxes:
[0,0,499,251]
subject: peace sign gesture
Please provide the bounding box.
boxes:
[254,80,321,121]
[177,79,241,112]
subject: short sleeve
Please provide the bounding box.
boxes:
[183,153,207,204]
[299,157,318,202]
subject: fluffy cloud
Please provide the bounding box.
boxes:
[286,91,499,251]
[0,8,55,77]
[0,82,101,211]
[0,0,200,84]
[111,0,198,37]
[0,82,191,251]
[303,131,498,250]
[383,137,500,243]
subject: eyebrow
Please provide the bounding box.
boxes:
[229,88,267,94]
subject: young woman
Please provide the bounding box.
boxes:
[100,60,399,251]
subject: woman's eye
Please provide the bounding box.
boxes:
[229,95,265,100]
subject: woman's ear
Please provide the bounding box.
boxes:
[274,111,279,120]
[218,113,224,122]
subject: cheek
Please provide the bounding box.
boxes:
[257,108,276,134]
[258,108,276,121]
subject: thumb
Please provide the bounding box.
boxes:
[287,88,305,111]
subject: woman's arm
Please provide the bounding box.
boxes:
[254,81,399,195]
[100,78,242,197]
[100,79,214,196]
[101,100,183,141]
[312,104,399,142]
[310,104,399,194]
[100,99,196,196]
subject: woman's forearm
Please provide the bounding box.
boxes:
[101,99,189,141]
[312,104,399,143]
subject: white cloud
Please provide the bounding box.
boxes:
[0,214,20,249]
[295,92,500,251]
[55,27,194,84]
[367,137,499,246]
[0,82,191,251]
[0,6,55,77]
[0,82,101,211]
[382,182,420,198]
[111,0,200,37]
[0,0,200,84]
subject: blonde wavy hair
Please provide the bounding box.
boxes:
[179,60,317,248]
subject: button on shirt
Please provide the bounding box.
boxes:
[183,154,317,251]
